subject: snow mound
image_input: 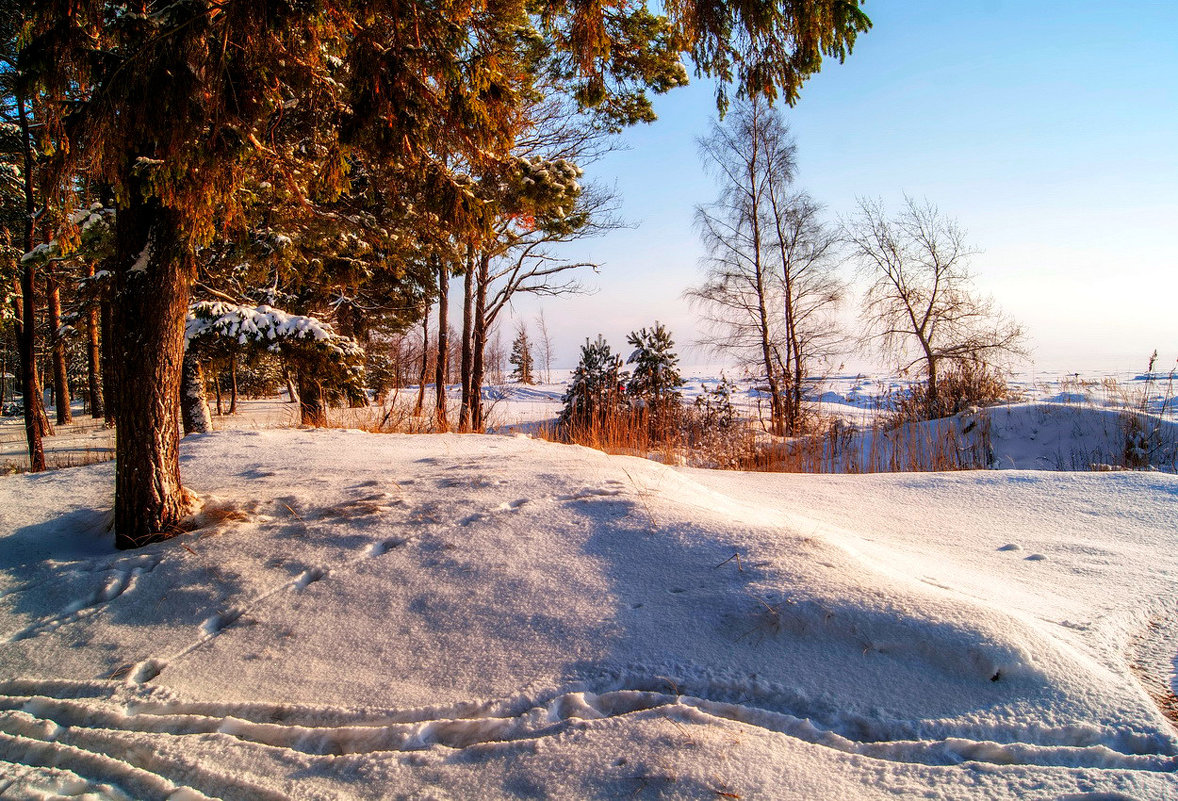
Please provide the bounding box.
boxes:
[1,430,1176,798]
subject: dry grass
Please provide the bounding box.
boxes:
[2,446,115,475]
[531,402,992,475]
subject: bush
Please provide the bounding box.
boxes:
[884,362,1010,426]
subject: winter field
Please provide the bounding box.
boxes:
[1,369,1178,799]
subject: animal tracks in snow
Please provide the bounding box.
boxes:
[5,557,163,644]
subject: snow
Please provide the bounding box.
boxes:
[1,425,1177,798]
[129,238,153,274]
[186,302,361,356]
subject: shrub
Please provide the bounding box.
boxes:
[883,362,1010,427]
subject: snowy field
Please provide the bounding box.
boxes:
[1,430,1177,798]
[1,368,1177,798]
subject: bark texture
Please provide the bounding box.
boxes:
[180,350,212,435]
[434,261,449,430]
[297,369,328,427]
[16,92,46,471]
[47,270,72,425]
[112,195,194,549]
[459,262,474,431]
[85,265,106,418]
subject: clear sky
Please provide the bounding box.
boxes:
[497,0,1178,374]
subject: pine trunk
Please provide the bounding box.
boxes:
[181,350,212,434]
[434,262,449,430]
[85,265,105,418]
[16,91,46,471]
[228,352,238,414]
[47,270,72,425]
[297,369,327,426]
[100,299,116,426]
[470,253,489,431]
[112,195,194,549]
[459,261,473,431]
[414,314,428,415]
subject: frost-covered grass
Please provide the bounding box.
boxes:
[1,429,1176,798]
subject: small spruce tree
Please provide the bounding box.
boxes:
[509,326,535,384]
[559,335,626,428]
[626,321,684,434]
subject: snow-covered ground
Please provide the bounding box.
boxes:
[5,367,1174,472]
[1,426,1177,798]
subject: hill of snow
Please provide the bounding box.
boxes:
[1,430,1176,798]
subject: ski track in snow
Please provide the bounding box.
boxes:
[0,677,1175,801]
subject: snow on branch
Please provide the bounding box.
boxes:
[185,301,365,388]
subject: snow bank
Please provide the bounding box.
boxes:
[1,430,1176,798]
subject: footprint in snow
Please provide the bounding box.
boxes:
[1025,553,1048,561]
[997,543,1022,552]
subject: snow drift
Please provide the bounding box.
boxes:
[1,430,1176,798]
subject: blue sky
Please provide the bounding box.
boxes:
[503,1,1178,373]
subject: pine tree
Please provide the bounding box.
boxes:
[509,326,535,384]
[20,0,870,547]
[626,321,683,434]
[560,335,626,428]
[184,301,366,429]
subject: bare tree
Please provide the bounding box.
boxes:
[845,196,1025,412]
[689,97,783,434]
[535,308,555,384]
[687,97,844,435]
[763,189,845,431]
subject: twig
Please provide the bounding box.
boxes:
[714,552,743,571]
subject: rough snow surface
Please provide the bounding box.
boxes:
[1,430,1176,798]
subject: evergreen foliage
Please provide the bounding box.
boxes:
[559,335,627,427]
[509,327,536,384]
[694,376,738,430]
[185,301,365,398]
[16,0,871,543]
[625,321,684,428]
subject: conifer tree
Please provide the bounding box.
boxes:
[509,325,536,384]
[560,335,626,428]
[626,322,684,434]
[20,0,869,547]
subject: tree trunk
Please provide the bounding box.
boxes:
[101,298,116,426]
[85,264,105,418]
[228,352,238,414]
[414,314,428,415]
[285,370,299,404]
[297,368,327,426]
[471,252,489,431]
[925,349,939,415]
[15,90,46,472]
[459,260,474,431]
[434,261,449,430]
[112,193,194,549]
[47,269,72,425]
[180,350,212,434]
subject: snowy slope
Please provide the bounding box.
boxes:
[1,430,1176,799]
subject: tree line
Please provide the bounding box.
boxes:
[1,0,871,547]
